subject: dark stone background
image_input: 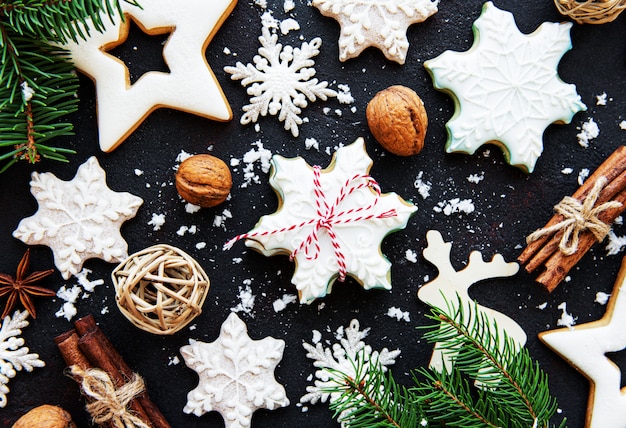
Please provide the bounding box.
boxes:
[1,0,625,426]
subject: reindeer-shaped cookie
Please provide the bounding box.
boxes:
[417,230,526,373]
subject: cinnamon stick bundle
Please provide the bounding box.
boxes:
[519,146,626,292]
[55,315,171,428]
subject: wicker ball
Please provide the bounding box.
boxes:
[554,0,626,24]
[112,244,210,335]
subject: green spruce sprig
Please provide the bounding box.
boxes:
[312,297,565,428]
[0,0,137,172]
[414,298,564,428]
[325,352,425,428]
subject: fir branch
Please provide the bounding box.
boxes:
[324,352,425,428]
[415,297,562,428]
[0,0,138,171]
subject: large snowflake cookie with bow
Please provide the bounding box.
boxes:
[424,1,586,173]
[61,0,236,152]
[312,0,439,64]
[225,138,417,304]
[180,312,289,427]
[13,157,143,279]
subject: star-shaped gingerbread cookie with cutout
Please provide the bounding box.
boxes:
[225,138,417,304]
[180,312,289,427]
[61,0,236,152]
[540,256,626,428]
[13,157,143,279]
[424,2,586,173]
[312,0,438,64]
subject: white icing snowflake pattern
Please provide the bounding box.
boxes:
[424,2,586,173]
[224,138,417,304]
[300,319,400,425]
[13,157,143,279]
[180,312,289,428]
[224,25,337,137]
[0,310,45,408]
[312,0,438,64]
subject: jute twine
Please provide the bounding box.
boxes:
[554,0,626,24]
[527,177,622,256]
[112,244,210,335]
[70,365,149,428]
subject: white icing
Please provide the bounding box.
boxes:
[180,313,289,427]
[13,157,143,279]
[417,230,525,373]
[61,0,235,152]
[424,2,586,173]
[231,138,417,303]
[540,258,626,428]
[312,0,438,64]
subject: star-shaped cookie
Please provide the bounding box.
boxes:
[539,256,626,428]
[13,157,143,279]
[62,0,236,152]
[424,2,586,173]
[312,0,438,64]
[180,312,289,427]
[225,138,417,303]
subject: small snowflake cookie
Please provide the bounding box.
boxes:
[61,0,236,152]
[424,2,586,173]
[225,138,417,303]
[312,0,439,64]
[180,312,289,427]
[13,157,143,279]
[224,25,337,137]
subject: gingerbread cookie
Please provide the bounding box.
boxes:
[61,0,236,152]
[312,0,438,64]
[13,157,143,279]
[225,138,417,303]
[424,2,586,173]
[181,312,289,426]
[540,256,626,428]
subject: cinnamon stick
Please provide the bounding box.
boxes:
[519,146,626,291]
[74,315,171,428]
[54,330,115,428]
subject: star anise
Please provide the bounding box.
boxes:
[0,249,55,319]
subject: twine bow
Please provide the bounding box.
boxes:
[527,177,622,256]
[70,365,150,428]
[224,166,397,281]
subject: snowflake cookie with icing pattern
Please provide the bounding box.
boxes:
[13,157,143,279]
[61,0,236,152]
[224,25,337,137]
[312,0,439,64]
[180,312,289,428]
[225,138,417,304]
[424,1,586,173]
[0,310,45,408]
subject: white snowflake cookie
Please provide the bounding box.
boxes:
[225,138,417,303]
[180,312,289,427]
[0,310,45,408]
[312,0,439,64]
[13,157,143,279]
[424,2,586,173]
[224,25,337,137]
[61,0,236,152]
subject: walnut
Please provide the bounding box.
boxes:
[176,154,232,208]
[12,404,76,428]
[366,85,428,156]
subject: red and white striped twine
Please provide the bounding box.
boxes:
[224,166,397,281]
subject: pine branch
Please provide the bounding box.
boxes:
[0,0,139,171]
[324,351,424,428]
[414,296,562,428]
